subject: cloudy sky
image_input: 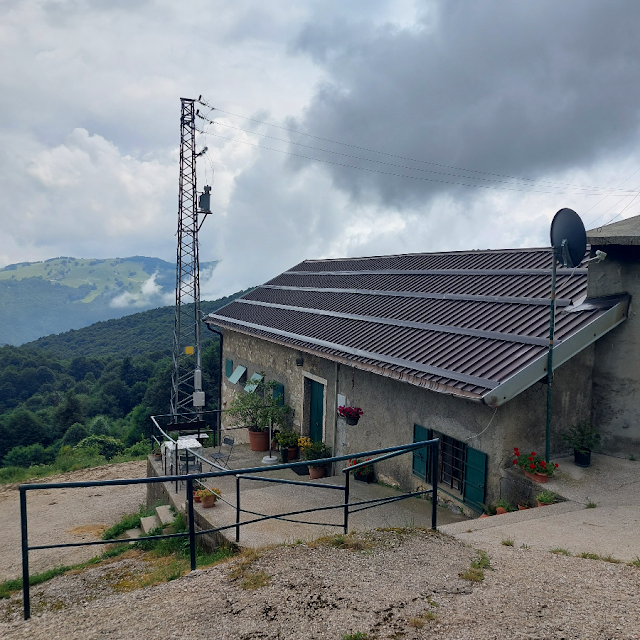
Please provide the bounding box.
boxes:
[2,0,640,299]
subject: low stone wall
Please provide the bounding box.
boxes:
[146,457,234,553]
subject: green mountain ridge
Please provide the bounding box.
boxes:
[0,256,218,346]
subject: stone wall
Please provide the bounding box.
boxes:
[587,244,640,457]
[219,328,593,507]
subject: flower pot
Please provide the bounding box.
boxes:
[479,513,491,519]
[355,472,374,483]
[248,429,269,451]
[193,492,201,503]
[524,470,549,483]
[309,465,326,480]
[345,416,360,426]
[496,507,508,515]
[201,494,217,508]
[536,500,552,507]
[518,504,530,510]
[574,449,591,468]
[154,453,162,461]
[288,446,298,460]
[280,447,288,463]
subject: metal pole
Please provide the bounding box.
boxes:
[235,476,241,543]
[187,477,196,571]
[545,248,557,464]
[20,488,30,620]
[343,471,350,535]
[431,439,439,530]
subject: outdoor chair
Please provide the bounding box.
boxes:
[178,451,202,479]
[209,436,234,469]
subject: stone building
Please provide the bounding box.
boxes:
[204,215,639,512]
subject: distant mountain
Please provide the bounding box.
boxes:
[24,290,251,359]
[0,256,218,345]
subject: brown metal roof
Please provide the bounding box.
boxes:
[205,247,629,404]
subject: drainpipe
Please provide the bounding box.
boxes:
[331,361,339,476]
[205,323,223,441]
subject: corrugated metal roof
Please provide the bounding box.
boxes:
[205,247,629,404]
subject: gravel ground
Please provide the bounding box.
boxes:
[0,461,147,581]
[1,528,639,639]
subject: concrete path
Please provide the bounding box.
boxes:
[440,453,640,562]
[156,443,468,548]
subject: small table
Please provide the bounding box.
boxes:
[162,438,204,475]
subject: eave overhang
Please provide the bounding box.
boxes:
[481,294,630,407]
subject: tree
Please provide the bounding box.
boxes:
[55,391,83,432]
[61,422,89,447]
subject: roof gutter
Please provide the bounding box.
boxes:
[482,295,630,407]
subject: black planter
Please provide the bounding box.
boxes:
[280,447,289,463]
[346,416,360,426]
[574,449,591,467]
[354,472,374,483]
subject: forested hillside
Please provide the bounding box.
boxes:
[25,290,251,359]
[0,256,218,345]
[0,288,250,476]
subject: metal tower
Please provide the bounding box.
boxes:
[170,97,205,422]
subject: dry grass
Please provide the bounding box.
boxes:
[227,548,272,590]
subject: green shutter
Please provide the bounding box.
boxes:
[228,365,247,384]
[273,383,284,406]
[412,424,432,481]
[244,372,263,393]
[225,359,233,378]
[463,446,487,512]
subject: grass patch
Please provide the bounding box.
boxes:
[550,548,571,556]
[501,538,515,547]
[580,552,601,560]
[315,533,372,552]
[102,504,156,540]
[628,557,640,567]
[227,548,270,590]
[585,498,597,508]
[0,544,129,599]
[409,617,425,628]
[342,633,370,640]
[241,570,270,590]
[601,554,621,564]
[460,550,491,582]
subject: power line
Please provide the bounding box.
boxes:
[196,128,631,197]
[197,112,625,194]
[197,98,639,196]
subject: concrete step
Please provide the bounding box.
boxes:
[156,504,175,526]
[125,527,143,539]
[140,514,161,535]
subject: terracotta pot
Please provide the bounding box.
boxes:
[193,492,201,503]
[248,429,269,451]
[518,504,530,510]
[479,513,491,519]
[309,465,326,480]
[536,500,552,507]
[154,453,162,461]
[524,470,549,483]
[201,494,217,508]
[496,507,508,515]
[288,446,298,460]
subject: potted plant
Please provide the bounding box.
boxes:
[535,489,557,507]
[153,446,162,461]
[495,498,514,515]
[480,504,497,518]
[512,447,559,482]
[226,378,291,451]
[562,420,600,467]
[276,429,299,462]
[347,458,374,483]
[196,487,222,508]
[301,440,331,479]
[338,406,363,426]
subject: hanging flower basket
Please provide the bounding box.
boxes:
[338,406,363,425]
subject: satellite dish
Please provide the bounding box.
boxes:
[550,208,586,268]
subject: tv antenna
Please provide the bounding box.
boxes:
[544,208,586,462]
[170,97,212,425]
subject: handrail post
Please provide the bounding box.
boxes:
[187,477,196,571]
[235,475,241,543]
[175,444,178,493]
[431,439,439,530]
[343,470,350,535]
[20,488,30,620]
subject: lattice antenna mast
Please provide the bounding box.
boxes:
[170,97,209,422]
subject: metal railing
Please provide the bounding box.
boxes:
[18,438,439,621]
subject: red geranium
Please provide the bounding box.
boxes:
[512,446,558,477]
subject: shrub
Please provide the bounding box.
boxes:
[124,440,151,457]
[75,435,125,460]
[3,443,53,468]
